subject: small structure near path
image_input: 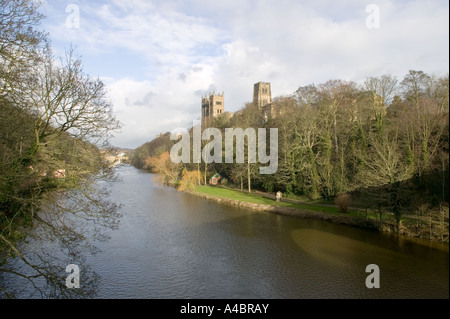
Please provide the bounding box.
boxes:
[276,191,282,202]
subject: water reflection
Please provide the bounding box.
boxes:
[2,166,448,299]
[1,172,121,299]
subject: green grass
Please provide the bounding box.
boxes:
[283,193,333,205]
[194,185,349,215]
[194,185,418,229]
[193,186,449,241]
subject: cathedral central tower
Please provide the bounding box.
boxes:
[253,82,272,110]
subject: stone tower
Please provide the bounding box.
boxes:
[253,82,272,110]
[201,92,224,120]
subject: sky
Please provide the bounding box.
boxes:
[39,0,449,149]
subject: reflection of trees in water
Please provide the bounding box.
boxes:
[0,172,122,298]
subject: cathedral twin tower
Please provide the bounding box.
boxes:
[252,81,272,110]
[201,82,272,121]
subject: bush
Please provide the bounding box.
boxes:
[335,193,351,213]
[178,169,201,191]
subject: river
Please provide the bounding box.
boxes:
[3,165,449,298]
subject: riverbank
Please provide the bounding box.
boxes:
[185,185,381,231]
[183,185,449,244]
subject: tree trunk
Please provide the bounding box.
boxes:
[247,161,251,193]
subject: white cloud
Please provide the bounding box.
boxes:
[41,0,449,148]
[104,63,218,147]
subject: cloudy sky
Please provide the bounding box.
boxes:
[39,0,449,149]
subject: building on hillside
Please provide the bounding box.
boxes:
[253,82,272,110]
[200,82,276,123]
[201,92,225,122]
[253,82,276,121]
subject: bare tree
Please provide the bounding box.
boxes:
[426,74,449,112]
[364,74,398,106]
[13,48,121,151]
[295,84,320,107]
[0,0,47,94]
[400,70,431,106]
[361,128,415,226]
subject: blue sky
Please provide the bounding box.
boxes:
[39,0,449,148]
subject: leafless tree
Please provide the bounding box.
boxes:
[0,0,47,94]
[364,74,398,106]
[12,48,121,150]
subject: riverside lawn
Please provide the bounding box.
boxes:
[192,185,402,227]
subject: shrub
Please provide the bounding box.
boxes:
[335,193,351,213]
[178,169,202,191]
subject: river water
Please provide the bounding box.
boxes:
[3,165,449,298]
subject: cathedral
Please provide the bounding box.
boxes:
[201,82,273,122]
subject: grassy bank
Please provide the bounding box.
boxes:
[191,185,383,230]
[195,185,340,213]
[190,185,450,243]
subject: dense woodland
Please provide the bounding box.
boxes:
[132,71,449,241]
[0,0,120,297]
